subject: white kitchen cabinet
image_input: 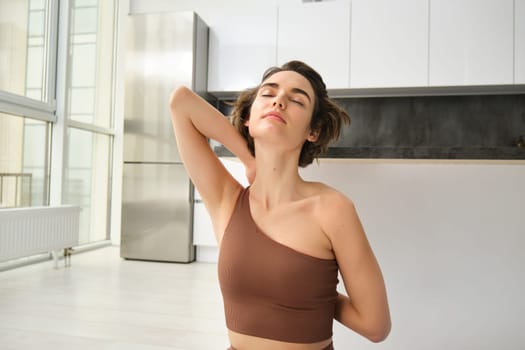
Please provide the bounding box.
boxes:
[192,158,248,248]
[516,0,525,84]
[193,201,216,246]
[207,5,277,92]
[429,0,514,86]
[350,0,429,88]
[277,1,351,89]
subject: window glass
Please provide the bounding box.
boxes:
[26,46,45,88]
[0,0,50,102]
[0,113,49,208]
[76,0,98,6]
[30,0,45,10]
[71,44,97,86]
[62,0,116,245]
[70,88,95,116]
[73,7,97,34]
[63,128,111,243]
[28,10,45,36]
[67,0,115,128]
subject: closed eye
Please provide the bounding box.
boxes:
[291,98,304,106]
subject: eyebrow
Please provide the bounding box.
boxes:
[260,82,312,103]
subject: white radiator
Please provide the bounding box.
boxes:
[0,205,80,264]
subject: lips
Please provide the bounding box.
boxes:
[263,112,286,124]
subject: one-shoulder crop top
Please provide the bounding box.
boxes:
[218,187,339,343]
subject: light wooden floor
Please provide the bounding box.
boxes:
[0,246,229,350]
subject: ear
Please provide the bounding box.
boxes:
[307,129,319,142]
[243,114,250,126]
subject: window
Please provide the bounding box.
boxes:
[0,0,118,246]
[0,0,55,209]
[0,0,55,106]
[0,113,50,208]
[67,0,115,129]
[62,0,116,243]
[63,128,111,243]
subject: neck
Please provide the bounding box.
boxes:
[250,147,304,209]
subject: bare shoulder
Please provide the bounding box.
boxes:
[306,182,359,240]
[307,182,355,214]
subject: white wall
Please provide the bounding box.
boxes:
[197,157,525,349]
[300,159,525,350]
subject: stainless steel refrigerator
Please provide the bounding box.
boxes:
[120,12,208,263]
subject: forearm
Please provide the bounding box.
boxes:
[335,293,391,343]
[334,293,363,335]
[170,86,253,166]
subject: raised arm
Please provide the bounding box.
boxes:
[169,86,255,241]
[322,191,391,342]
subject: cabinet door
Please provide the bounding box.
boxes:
[193,201,216,246]
[429,0,514,86]
[277,2,351,89]
[350,0,429,88]
[516,0,525,84]
[207,6,277,92]
[192,158,248,248]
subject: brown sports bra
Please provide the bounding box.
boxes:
[218,187,339,343]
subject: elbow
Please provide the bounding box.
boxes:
[365,320,391,343]
[340,316,391,343]
[367,331,389,343]
[169,86,192,111]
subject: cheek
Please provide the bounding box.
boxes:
[302,111,315,128]
[247,98,266,122]
[250,98,264,112]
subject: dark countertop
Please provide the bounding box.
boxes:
[214,146,525,160]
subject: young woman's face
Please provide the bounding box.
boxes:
[247,70,317,147]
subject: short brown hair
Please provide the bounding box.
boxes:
[231,60,350,167]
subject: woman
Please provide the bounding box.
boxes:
[170,61,391,350]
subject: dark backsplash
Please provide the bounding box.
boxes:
[330,94,525,159]
[216,94,525,159]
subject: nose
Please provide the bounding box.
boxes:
[272,95,286,109]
